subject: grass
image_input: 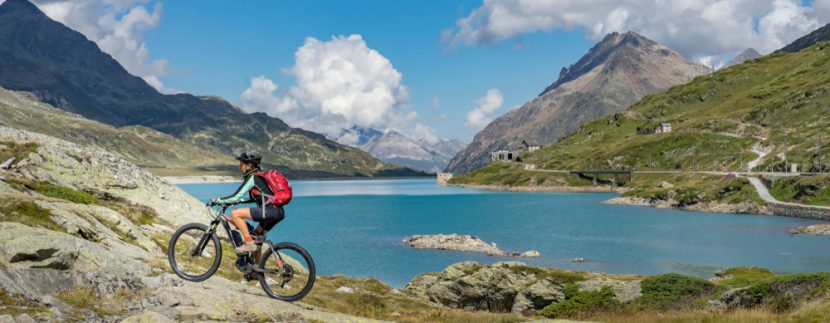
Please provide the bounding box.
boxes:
[0,141,38,167]
[7,179,96,204]
[623,174,765,206]
[715,267,776,289]
[768,175,830,206]
[540,284,619,319]
[637,273,722,310]
[93,194,158,226]
[457,42,830,205]
[57,287,146,318]
[0,289,51,317]
[0,199,66,233]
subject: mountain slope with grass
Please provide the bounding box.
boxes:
[0,87,236,176]
[0,0,418,178]
[446,31,707,174]
[452,39,830,209]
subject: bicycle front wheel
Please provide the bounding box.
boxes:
[258,242,316,302]
[168,223,222,282]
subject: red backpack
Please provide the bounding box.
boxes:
[253,169,293,206]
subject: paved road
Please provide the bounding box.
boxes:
[746,177,780,203]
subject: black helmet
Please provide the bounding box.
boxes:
[235,152,262,164]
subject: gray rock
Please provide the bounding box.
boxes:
[0,157,13,169]
[512,279,565,314]
[0,222,150,275]
[577,278,642,303]
[336,286,354,294]
[403,234,538,258]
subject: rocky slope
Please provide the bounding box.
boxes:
[338,127,465,172]
[0,126,377,322]
[0,0,415,178]
[777,21,830,53]
[0,87,235,175]
[446,31,707,174]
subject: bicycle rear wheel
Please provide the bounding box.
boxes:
[168,223,222,282]
[257,242,315,302]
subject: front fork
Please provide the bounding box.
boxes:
[191,221,219,257]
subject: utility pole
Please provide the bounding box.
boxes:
[818,135,823,173]
[784,137,790,173]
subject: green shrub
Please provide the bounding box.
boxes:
[10,179,96,204]
[0,200,65,233]
[638,273,718,310]
[540,284,619,319]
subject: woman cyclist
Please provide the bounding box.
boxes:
[209,153,284,253]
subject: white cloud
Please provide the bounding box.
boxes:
[240,34,418,136]
[429,96,449,121]
[447,0,827,60]
[27,0,174,93]
[465,88,503,130]
[413,123,440,145]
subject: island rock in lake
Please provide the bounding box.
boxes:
[402,234,540,258]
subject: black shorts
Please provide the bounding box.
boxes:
[250,206,284,231]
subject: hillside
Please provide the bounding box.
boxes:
[446,31,707,174]
[452,40,830,209]
[0,0,415,178]
[0,88,236,175]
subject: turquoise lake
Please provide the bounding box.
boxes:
[179,179,830,287]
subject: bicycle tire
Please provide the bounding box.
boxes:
[168,223,222,282]
[258,242,316,302]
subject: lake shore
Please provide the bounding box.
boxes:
[163,175,240,184]
[603,196,774,215]
[450,183,625,193]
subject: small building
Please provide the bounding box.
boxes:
[436,172,453,185]
[522,140,542,152]
[491,150,514,162]
[655,123,672,134]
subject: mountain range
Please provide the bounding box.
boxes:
[446,31,708,174]
[0,0,421,178]
[337,127,465,172]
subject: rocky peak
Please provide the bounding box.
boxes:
[0,0,41,17]
[542,31,664,95]
[727,48,761,66]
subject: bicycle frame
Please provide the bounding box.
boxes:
[192,205,287,274]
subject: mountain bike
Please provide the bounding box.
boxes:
[167,203,315,302]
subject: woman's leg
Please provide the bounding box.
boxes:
[231,207,254,242]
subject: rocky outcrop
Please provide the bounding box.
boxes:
[404,261,641,315]
[0,126,205,227]
[789,223,830,235]
[0,126,379,322]
[603,196,772,215]
[402,234,540,257]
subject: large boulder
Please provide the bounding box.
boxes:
[0,222,150,276]
[406,261,643,315]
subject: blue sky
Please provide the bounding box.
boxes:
[31,0,828,143]
[143,1,592,142]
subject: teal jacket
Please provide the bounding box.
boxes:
[216,168,267,206]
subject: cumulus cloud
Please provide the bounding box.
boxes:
[413,123,441,145]
[446,0,828,61]
[26,0,173,93]
[240,34,418,136]
[465,88,503,130]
